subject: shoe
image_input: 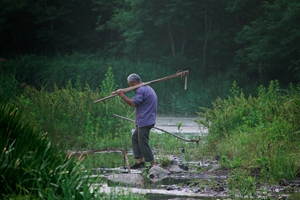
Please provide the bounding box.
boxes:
[130,162,145,169]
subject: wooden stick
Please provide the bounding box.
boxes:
[94,70,189,103]
[113,114,199,145]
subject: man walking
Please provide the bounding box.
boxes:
[116,74,157,169]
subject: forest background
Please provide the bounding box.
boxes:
[1,0,299,113]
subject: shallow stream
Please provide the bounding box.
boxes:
[77,117,298,199]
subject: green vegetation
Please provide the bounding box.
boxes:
[1,57,300,198]
[0,103,97,199]
[1,0,300,198]
[197,80,300,197]
[12,66,134,149]
[0,54,220,114]
[2,0,300,84]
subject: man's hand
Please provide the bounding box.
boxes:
[116,89,126,98]
[115,89,135,107]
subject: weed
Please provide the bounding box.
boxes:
[159,155,172,167]
[228,169,257,199]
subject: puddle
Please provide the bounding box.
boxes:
[84,151,134,169]
[153,177,190,187]
[145,193,216,200]
[93,182,222,200]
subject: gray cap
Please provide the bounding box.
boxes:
[127,74,141,83]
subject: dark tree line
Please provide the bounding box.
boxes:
[1,0,300,85]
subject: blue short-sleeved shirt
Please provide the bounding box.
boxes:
[132,85,157,127]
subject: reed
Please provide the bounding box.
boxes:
[0,103,97,199]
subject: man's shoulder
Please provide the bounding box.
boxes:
[139,85,154,91]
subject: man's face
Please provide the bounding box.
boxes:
[128,81,134,87]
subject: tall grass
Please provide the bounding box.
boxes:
[1,53,245,115]
[14,67,134,150]
[0,74,20,104]
[0,102,146,199]
[0,103,98,199]
[197,80,300,182]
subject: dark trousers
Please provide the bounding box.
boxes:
[132,124,154,162]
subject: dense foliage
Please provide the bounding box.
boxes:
[1,0,300,87]
[197,81,300,182]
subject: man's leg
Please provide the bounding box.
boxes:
[132,127,143,162]
[138,125,155,164]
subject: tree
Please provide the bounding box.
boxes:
[104,0,201,62]
[0,0,106,56]
[0,0,34,55]
[234,0,300,84]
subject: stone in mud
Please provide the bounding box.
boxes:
[148,165,171,182]
[208,164,221,172]
[149,165,170,176]
[107,174,144,187]
[168,165,183,173]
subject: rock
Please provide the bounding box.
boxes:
[166,185,177,190]
[107,174,144,187]
[166,155,180,165]
[148,165,171,182]
[215,155,221,161]
[149,165,171,177]
[172,159,179,165]
[208,164,221,172]
[277,195,290,200]
[169,165,183,173]
[279,178,289,186]
[179,164,189,171]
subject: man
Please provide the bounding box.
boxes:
[116,74,157,169]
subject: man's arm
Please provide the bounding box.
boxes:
[116,89,135,107]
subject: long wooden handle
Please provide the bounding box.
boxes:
[113,114,199,145]
[94,70,189,103]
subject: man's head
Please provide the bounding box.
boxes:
[127,74,141,86]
